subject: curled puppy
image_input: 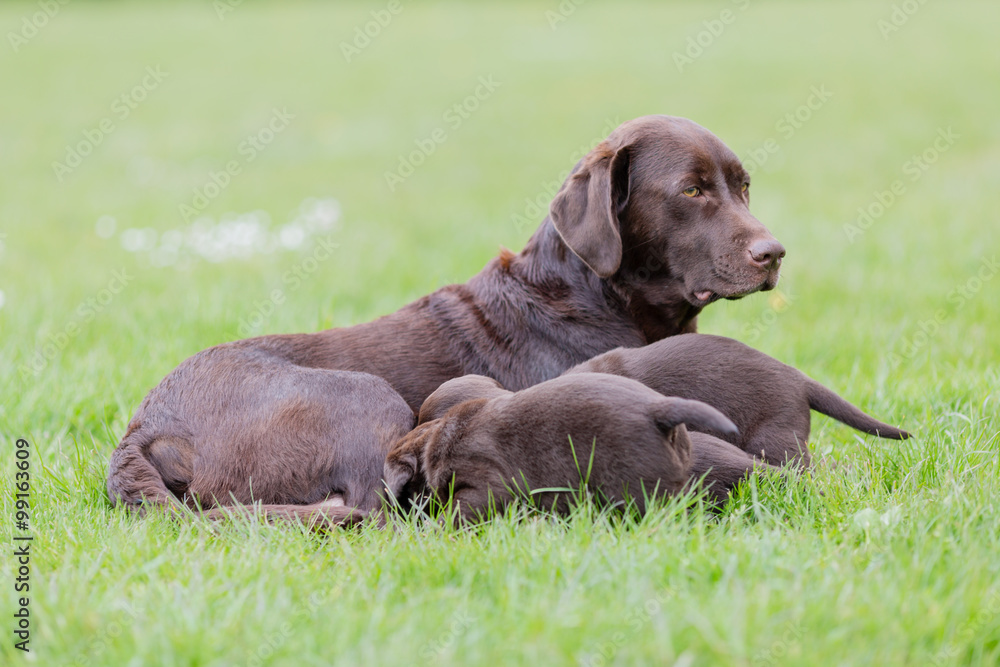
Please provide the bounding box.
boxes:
[107,353,415,525]
[384,373,737,523]
[565,333,910,468]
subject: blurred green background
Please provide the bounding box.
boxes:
[1,2,999,665]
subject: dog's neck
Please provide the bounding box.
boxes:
[509,218,700,342]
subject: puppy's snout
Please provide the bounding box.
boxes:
[748,238,785,271]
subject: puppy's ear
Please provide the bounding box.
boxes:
[383,451,417,500]
[549,142,631,278]
[652,398,738,437]
[383,422,439,499]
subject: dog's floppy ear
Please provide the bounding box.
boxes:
[652,398,738,437]
[383,451,418,500]
[549,142,631,278]
[383,422,439,499]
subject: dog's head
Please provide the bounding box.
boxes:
[385,397,497,510]
[383,420,439,506]
[550,115,784,335]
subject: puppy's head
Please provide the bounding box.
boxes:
[383,421,440,506]
[384,395,496,507]
[549,115,784,331]
[418,375,509,424]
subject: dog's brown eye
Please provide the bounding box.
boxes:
[682,187,700,197]
[742,183,750,193]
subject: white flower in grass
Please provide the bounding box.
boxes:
[96,215,117,239]
[120,228,144,252]
[279,223,306,249]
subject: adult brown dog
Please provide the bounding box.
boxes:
[565,334,910,467]
[384,373,738,522]
[107,115,784,518]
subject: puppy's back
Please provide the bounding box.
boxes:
[483,373,735,502]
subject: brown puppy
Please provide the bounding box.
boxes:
[109,115,783,516]
[107,350,413,523]
[384,373,738,522]
[413,374,780,507]
[565,334,910,468]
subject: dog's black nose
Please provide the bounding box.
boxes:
[748,239,786,270]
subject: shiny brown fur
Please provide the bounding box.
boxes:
[566,334,910,467]
[384,374,738,523]
[107,115,783,519]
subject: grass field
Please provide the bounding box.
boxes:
[2,1,999,664]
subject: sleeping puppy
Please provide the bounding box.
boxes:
[412,373,778,508]
[107,357,415,525]
[384,373,737,523]
[564,333,910,468]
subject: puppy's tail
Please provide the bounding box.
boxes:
[806,379,910,440]
[653,397,739,436]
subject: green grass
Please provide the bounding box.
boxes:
[2,1,999,664]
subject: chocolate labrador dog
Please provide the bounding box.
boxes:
[108,115,784,518]
[384,373,738,522]
[565,334,910,467]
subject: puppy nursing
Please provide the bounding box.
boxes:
[384,373,737,522]
[565,334,909,468]
[105,116,910,529]
[386,334,911,521]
